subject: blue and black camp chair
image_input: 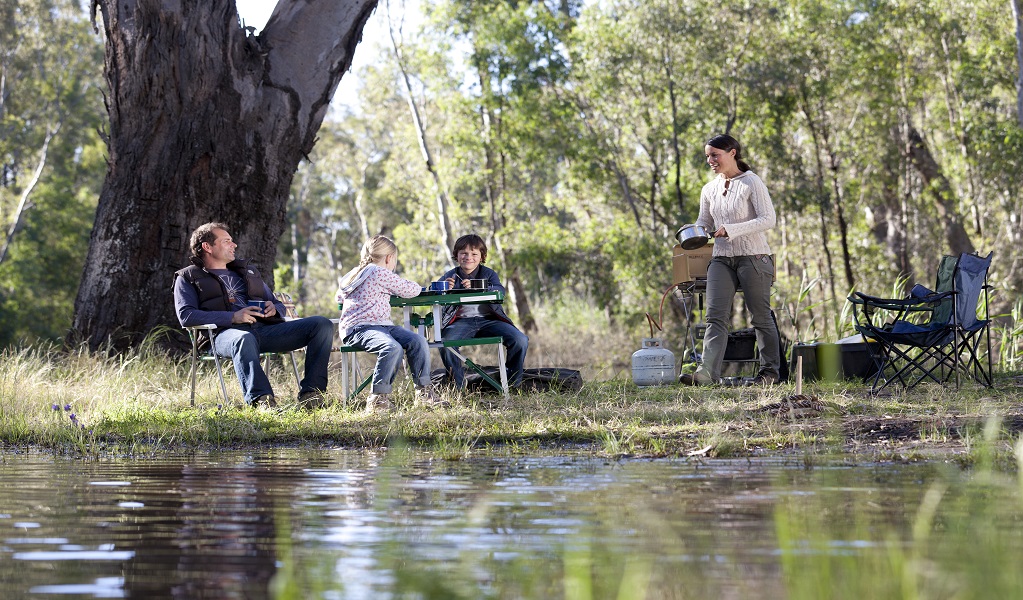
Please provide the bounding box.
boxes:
[848,252,993,393]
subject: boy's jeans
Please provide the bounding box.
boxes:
[439,317,528,388]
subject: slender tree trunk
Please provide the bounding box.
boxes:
[352,165,372,241]
[612,161,643,229]
[664,61,685,219]
[387,0,455,255]
[0,123,60,266]
[903,122,976,255]
[822,132,854,290]
[72,0,377,349]
[477,66,535,333]
[558,87,644,229]
[1013,0,1023,127]
[798,86,838,332]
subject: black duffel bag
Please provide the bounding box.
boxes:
[431,367,583,394]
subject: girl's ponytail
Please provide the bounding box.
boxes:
[339,235,398,288]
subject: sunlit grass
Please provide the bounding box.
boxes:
[1,344,1022,458]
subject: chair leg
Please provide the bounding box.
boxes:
[289,352,301,388]
[213,354,230,405]
[341,352,350,400]
[497,343,509,398]
[189,338,199,407]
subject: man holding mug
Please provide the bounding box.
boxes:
[173,222,334,409]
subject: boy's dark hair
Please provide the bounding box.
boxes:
[452,234,487,265]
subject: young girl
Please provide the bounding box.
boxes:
[337,235,443,413]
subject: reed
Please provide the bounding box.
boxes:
[775,419,1023,599]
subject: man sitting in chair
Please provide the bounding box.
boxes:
[173,222,334,409]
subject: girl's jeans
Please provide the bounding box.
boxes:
[343,325,431,394]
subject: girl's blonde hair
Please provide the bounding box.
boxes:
[339,235,398,287]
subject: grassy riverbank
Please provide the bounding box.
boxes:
[2,345,1022,462]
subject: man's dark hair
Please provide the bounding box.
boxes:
[451,234,487,265]
[190,222,231,258]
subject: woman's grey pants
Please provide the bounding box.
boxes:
[696,255,781,382]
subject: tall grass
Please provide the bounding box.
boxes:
[775,418,1023,599]
[1,328,1022,456]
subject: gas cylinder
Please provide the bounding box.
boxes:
[632,338,676,386]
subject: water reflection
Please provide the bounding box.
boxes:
[0,451,1020,598]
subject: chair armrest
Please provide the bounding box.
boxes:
[184,324,218,331]
[850,291,952,309]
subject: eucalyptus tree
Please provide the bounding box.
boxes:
[414,0,585,332]
[1013,0,1023,127]
[71,0,378,350]
[0,0,105,346]
[568,0,712,234]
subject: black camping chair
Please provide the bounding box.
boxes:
[848,252,993,393]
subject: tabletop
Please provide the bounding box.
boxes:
[389,289,505,307]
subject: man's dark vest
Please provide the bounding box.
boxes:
[175,258,284,325]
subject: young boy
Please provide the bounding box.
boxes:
[437,234,529,389]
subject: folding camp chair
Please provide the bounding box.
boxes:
[185,292,305,406]
[848,252,993,392]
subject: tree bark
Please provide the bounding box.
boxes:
[72,0,377,349]
[1013,0,1023,127]
[903,123,976,255]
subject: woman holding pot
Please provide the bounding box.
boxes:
[679,134,782,386]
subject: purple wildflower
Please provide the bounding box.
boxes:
[63,404,72,412]
[51,404,60,411]
[69,413,77,422]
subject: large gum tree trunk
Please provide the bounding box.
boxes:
[72,0,377,350]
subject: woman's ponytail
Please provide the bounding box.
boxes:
[706,133,751,172]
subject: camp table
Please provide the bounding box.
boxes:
[389,289,509,397]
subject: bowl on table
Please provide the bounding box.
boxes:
[429,281,452,293]
[468,279,488,290]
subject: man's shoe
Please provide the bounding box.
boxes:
[251,394,277,409]
[298,390,327,410]
[678,372,712,386]
[364,393,393,415]
[746,373,779,386]
[415,386,450,409]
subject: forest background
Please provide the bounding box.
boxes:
[2,0,1023,377]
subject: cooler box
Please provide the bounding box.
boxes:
[672,244,713,284]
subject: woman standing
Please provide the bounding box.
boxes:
[679,134,781,386]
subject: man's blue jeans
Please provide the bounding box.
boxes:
[440,317,528,388]
[212,316,334,404]
[343,325,431,394]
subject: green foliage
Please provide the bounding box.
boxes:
[0,0,105,346]
[4,0,1019,366]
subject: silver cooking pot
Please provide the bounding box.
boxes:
[676,224,710,250]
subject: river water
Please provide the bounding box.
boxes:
[1,449,1021,599]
